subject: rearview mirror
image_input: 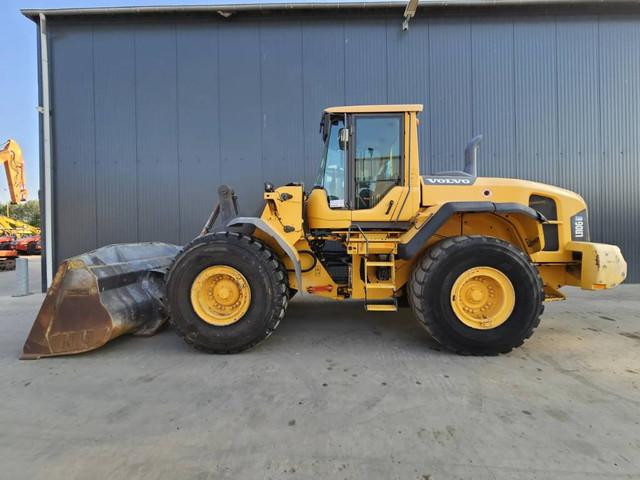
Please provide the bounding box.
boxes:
[320,113,330,141]
[338,127,349,150]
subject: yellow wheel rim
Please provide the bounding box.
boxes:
[450,266,515,330]
[190,265,251,326]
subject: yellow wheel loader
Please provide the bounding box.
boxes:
[22,105,627,359]
[0,139,29,271]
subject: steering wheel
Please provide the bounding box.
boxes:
[357,187,373,209]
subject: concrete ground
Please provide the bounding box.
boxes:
[0,257,638,480]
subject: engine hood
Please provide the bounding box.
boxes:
[421,175,588,215]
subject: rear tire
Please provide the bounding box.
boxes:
[166,232,288,353]
[408,235,544,355]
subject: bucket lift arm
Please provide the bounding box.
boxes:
[0,139,28,204]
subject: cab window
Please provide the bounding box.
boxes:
[315,117,346,208]
[353,115,402,209]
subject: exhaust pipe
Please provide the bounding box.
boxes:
[464,134,482,177]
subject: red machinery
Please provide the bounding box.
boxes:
[15,235,41,255]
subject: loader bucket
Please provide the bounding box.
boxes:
[21,242,180,359]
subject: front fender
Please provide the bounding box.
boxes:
[226,216,302,290]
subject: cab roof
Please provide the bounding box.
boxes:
[324,104,423,114]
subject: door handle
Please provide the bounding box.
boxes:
[385,200,395,215]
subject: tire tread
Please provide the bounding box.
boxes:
[166,231,289,354]
[408,235,544,355]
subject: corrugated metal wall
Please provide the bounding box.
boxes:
[47,11,640,281]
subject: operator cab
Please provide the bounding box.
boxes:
[307,105,423,230]
[313,104,482,223]
[316,107,408,211]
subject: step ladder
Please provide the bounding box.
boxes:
[364,256,398,312]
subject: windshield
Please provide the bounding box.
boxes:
[315,116,346,208]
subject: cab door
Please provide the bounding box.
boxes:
[305,114,352,230]
[350,113,410,224]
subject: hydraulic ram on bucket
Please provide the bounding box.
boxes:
[21,242,180,359]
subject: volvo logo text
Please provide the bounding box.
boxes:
[425,177,473,185]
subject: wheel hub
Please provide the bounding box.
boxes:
[450,266,515,330]
[190,265,251,326]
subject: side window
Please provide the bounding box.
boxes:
[315,118,346,208]
[354,115,402,209]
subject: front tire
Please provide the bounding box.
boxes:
[166,232,288,353]
[408,235,544,355]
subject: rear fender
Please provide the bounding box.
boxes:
[451,211,543,254]
[398,201,545,260]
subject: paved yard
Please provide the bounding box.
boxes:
[0,257,638,479]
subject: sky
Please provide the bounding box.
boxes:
[0,0,282,202]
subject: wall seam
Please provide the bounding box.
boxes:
[90,26,98,249]
[426,18,432,171]
[596,15,603,239]
[216,24,222,187]
[343,18,347,104]
[174,22,182,244]
[133,29,140,242]
[554,16,561,183]
[385,16,389,103]
[469,18,475,141]
[259,20,265,185]
[512,19,518,179]
[299,20,306,182]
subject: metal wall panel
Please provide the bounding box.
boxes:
[135,25,180,243]
[471,19,516,178]
[386,18,430,172]
[260,20,305,187]
[556,18,602,235]
[218,20,263,214]
[513,19,559,185]
[47,12,640,281]
[301,21,345,182]
[345,19,388,105]
[93,26,139,246]
[176,24,220,243]
[49,25,97,261]
[598,18,640,283]
[428,18,473,174]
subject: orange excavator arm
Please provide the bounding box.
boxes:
[0,139,28,204]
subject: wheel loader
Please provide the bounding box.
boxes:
[22,104,627,359]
